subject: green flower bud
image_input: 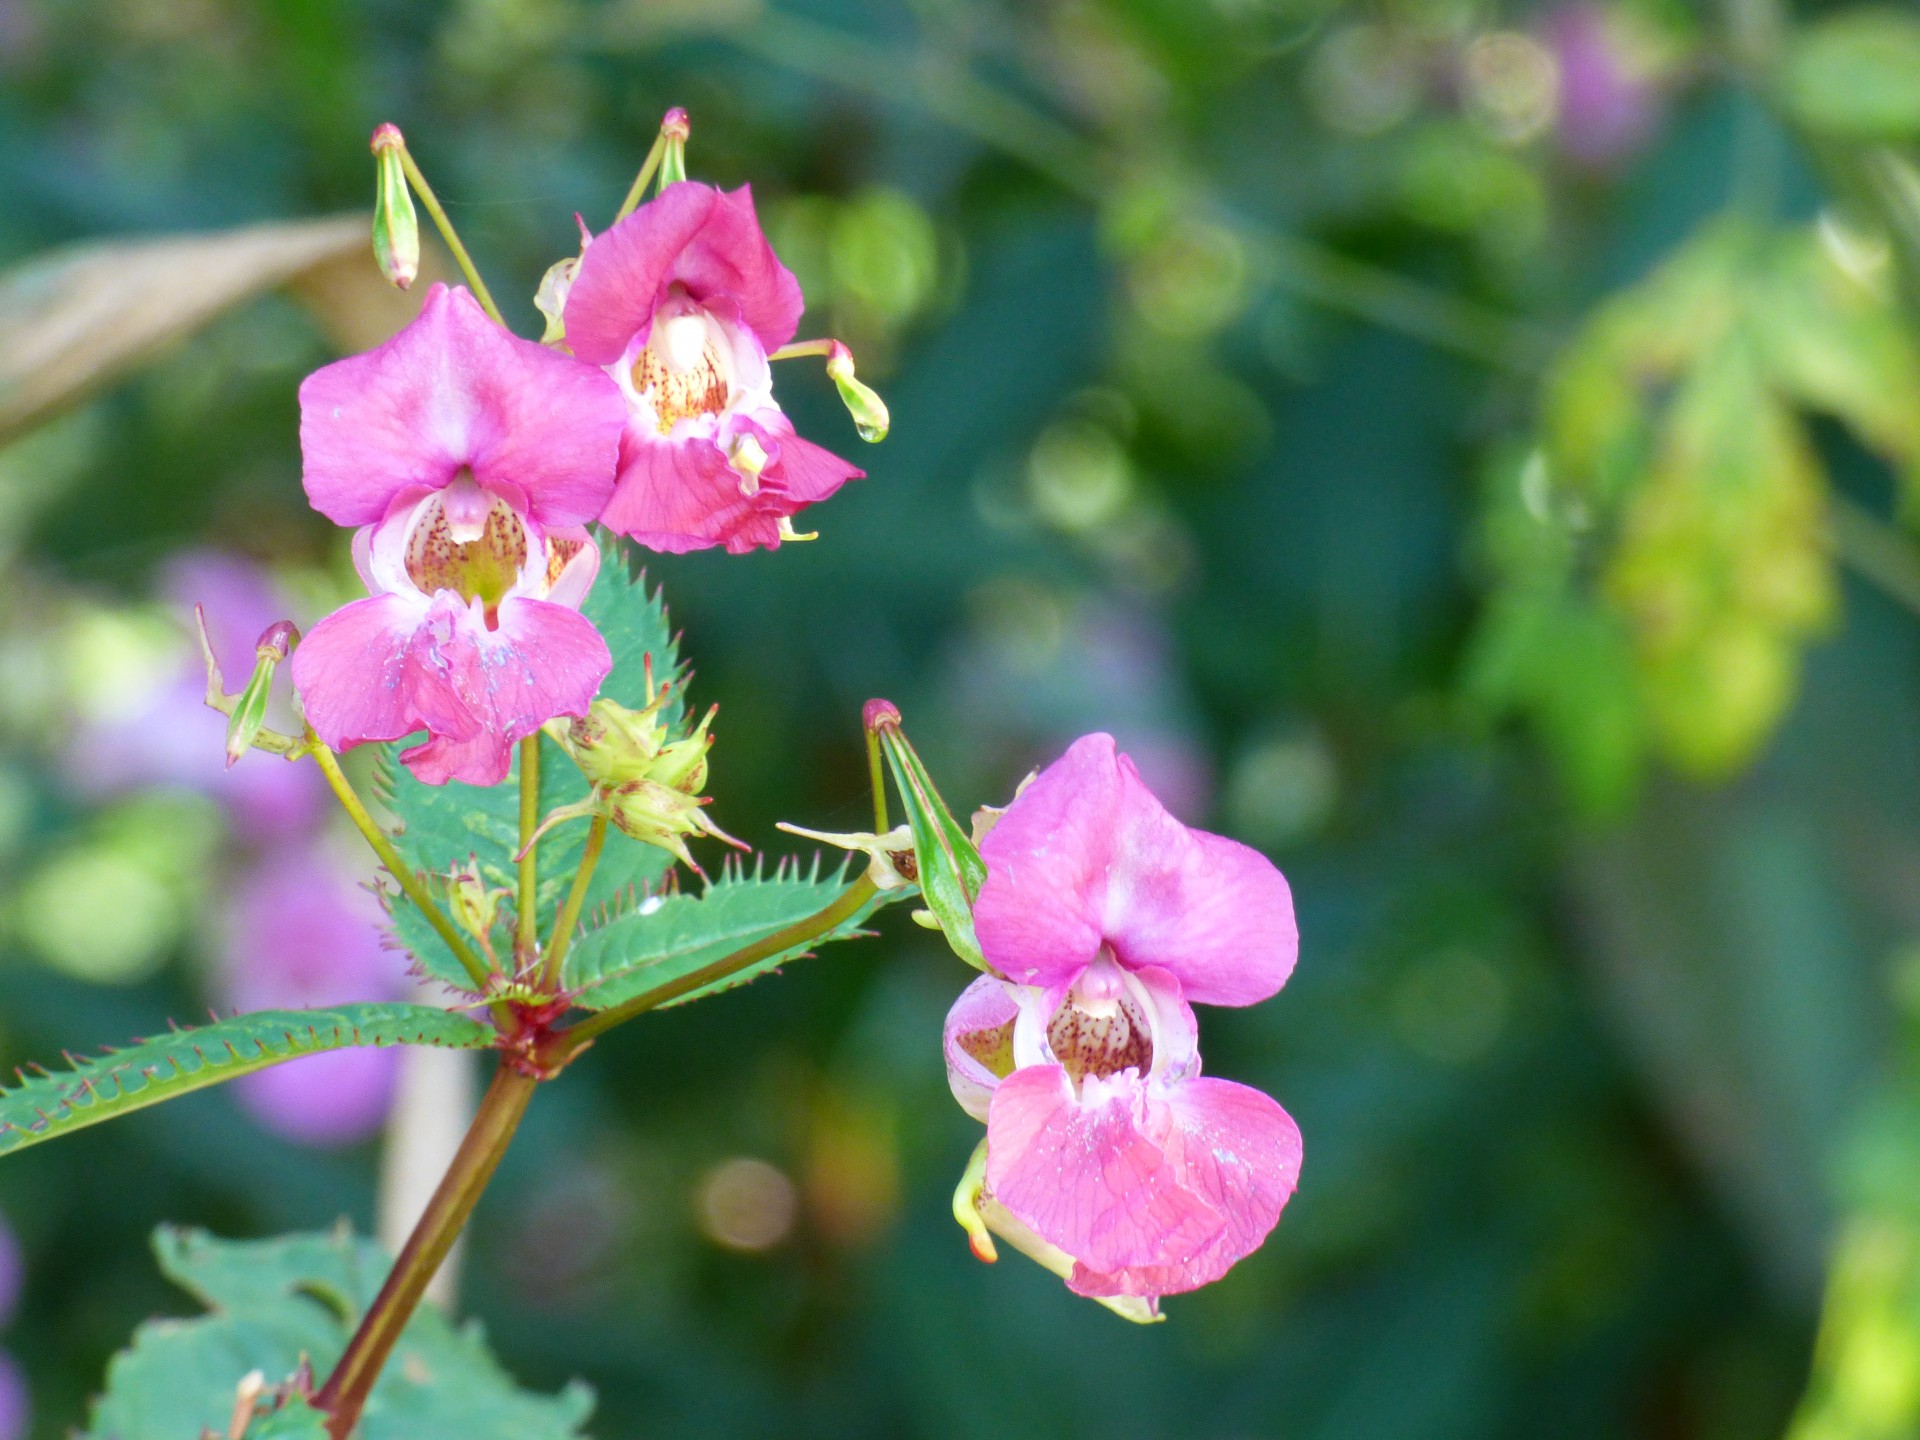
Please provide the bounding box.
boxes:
[826,342,890,443]
[370,123,419,291]
[865,699,988,971]
[224,621,298,768]
[546,677,743,873]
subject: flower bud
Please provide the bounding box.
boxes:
[224,621,300,768]
[446,857,504,945]
[867,700,988,971]
[370,123,419,290]
[547,686,743,873]
[659,107,689,188]
[826,342,890,443]
[534,214,593,347]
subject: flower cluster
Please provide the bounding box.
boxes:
[941,734,1302,1317]
[288,146,865,786]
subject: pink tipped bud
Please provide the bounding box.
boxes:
[826,342,889,443]
[254,619,299,663]
[370,127,419,290]
[863,699,902,732]
[661,107,691,141]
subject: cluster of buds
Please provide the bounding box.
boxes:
[535,663,744,873]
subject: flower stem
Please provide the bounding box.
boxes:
[397,144,505,326]
[866,725,889,835]
[614,132,672,224]
[309,739,496,995]
[553,873,878,1058]
[316,1061,537,1439]
[769,338,836,362]
[540,813,606,989]
[516,735,540,962]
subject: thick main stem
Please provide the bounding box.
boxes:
[317,1062,537,1438]
[309,741,495,995]
[516,735,541,962]
[555,873,878,1057]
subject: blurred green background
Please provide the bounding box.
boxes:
[11,0,1920,1435]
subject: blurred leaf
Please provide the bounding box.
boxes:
[246,1400,332,1438]
[0,216,367,445]
[1607,337,1834,777]
[383,548,680,990]
[563,862,886,1011]
[1783,11,1920,141]
[84,1226,592,1440]
[0,1005,493,1158]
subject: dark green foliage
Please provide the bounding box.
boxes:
[82,1227,591,1439]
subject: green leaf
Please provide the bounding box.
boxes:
[246,1399,332,1438]
[1783,10,1920,141]
[563,861,887,1011]
[0,1005,492,1158]
[84,1226,592,1440]
[877,723,989,970]
[382,546,681,990]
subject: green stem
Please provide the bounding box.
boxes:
[555,873,879,1058]
[397,145,505,326]
[316,1062,537,1439]
[770,338,837,362]
[541,813,607,989]
[614,130,672,223]
[516,735,540,963]
[1831,493,1920,620]
[866,725,890,835]
[309,740,495,995]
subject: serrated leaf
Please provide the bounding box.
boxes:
[382,546,682,989]
[0,1004,492,1158]
[85,1226,592,1440]
[563,863,886,1011]
[246,1399,331,1438]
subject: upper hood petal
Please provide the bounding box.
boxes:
[974,733,1297,1006]
[299,284,625,530]
[564,182,804,366]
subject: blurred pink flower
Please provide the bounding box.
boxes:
[220,841,407,1146]
[1546,4,1658,168]
[290,285,625,785]
[71,551,323,838]
[0,1351,25,1440]
[563,183,862,553]
[945,734,1301,1305]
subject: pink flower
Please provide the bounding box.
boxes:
[1546,4,1659,169]
[290,284,627,785]
[220,840,408,1146]
[562,182,863,554]
[944,734,1301,1307]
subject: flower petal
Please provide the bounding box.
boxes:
[975,733,1297,1006]
[300,284,624,529]
[985,1065,1225,1278]
[290,593,477,756]
[565,183,804,366]
[402,595,612,786]
[600,425,783,554]
[1067,1077,1300,1299]
[740,414,864,505]
[944,975,1021,1122]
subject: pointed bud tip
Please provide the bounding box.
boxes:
[254,620,299,662]
[661,107,691,141]
[863,699,901,732]
[370,123,405,154]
